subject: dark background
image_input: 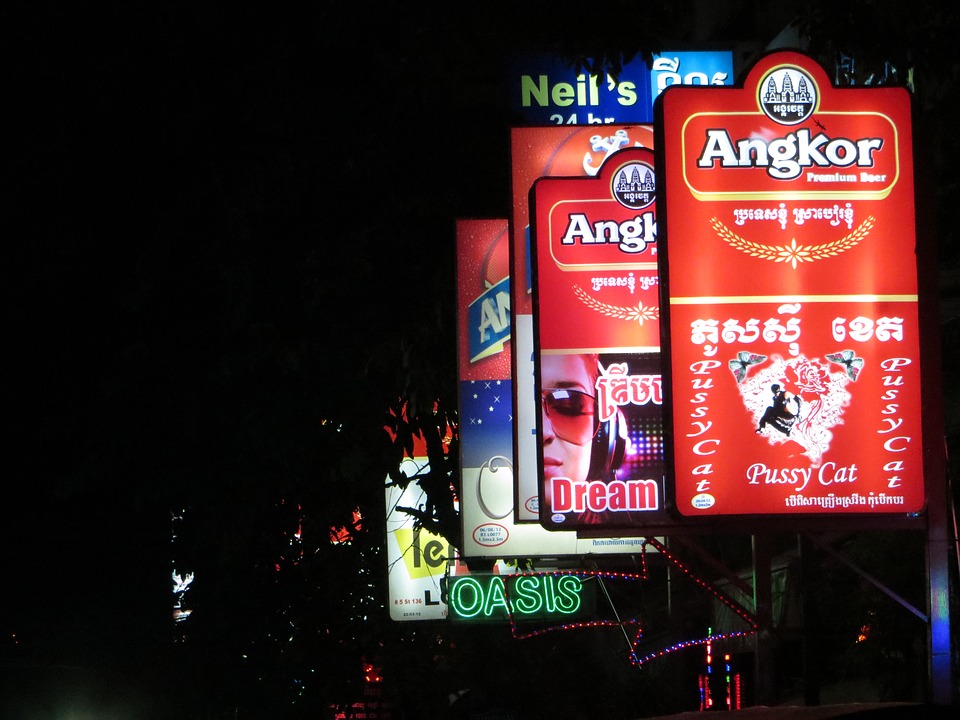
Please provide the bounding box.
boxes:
[4,2,958,718]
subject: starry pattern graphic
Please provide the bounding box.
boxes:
[459,379,514,467]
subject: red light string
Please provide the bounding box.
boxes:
[489,536,757,668]
[643,537,759,630]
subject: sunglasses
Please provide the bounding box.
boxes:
[542,388,600,445]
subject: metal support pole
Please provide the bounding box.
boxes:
[753,533,775,706]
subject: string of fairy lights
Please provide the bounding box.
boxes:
[456,537,758,667]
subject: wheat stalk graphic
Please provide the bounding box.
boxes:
[572,285,660,324]
[710,215,875,269]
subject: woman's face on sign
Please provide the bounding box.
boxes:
[540,354,598,484]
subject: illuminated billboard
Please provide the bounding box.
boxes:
[386,459,456,621]
[385,416,461,621]
[511,51,734,125]
[654,50,924,517]
[511,126,655,524]
[530,147,670,531]
[457,218,657,556]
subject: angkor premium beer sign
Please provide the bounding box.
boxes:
[531,147,669,531]
[655,51,924,517]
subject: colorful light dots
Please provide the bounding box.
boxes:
[632,631,754,667]
[467,537,758,670]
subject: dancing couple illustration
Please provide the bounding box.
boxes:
[756,383,802,436]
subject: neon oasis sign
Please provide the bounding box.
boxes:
[447,573,593,622]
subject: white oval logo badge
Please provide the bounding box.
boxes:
[473,523,509,547]
[691,493,716,509]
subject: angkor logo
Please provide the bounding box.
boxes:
[758,65,818,125]
[612,161,655,210]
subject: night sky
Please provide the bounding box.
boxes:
[4,0,551,669]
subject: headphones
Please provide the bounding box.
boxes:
[538,354,629,482]
[588,403,627,481]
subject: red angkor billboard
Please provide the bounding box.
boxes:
[655,50,924,517]
[531,147,671,530]
[511,126,655,523]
